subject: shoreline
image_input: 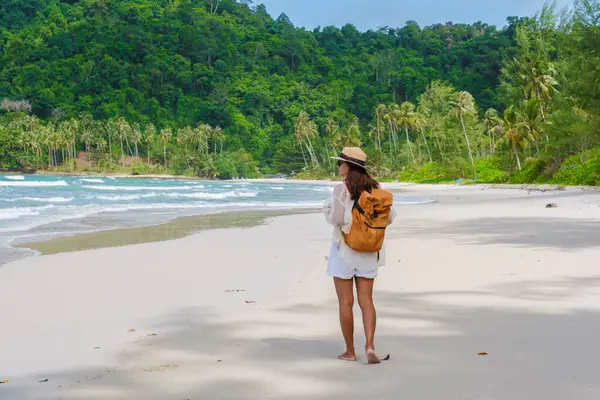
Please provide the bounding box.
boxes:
[15,208,320,257]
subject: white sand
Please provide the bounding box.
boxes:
[2,185,600,399]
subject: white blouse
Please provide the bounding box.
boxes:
[323,183,396,269]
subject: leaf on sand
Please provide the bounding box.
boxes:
[38,379,48,383]
[127,328,136,333]
[147,332,158,337]
[477,352,488,356]
[245,300,256,304]
[1,380,8,384]
[382,354,391,361]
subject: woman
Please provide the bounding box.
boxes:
[323,147,396,364]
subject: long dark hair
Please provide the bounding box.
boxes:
[344,162,379,200]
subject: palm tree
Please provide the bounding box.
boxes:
[517,99,544,153]
[160,127,172,167]
[374,104,386,151]
[383,104,399,155]
[343,116,363,148]
[484,109,500,155]
[396,102,417,164]
[413,108,432,163]
[211,126,225,155]
[104,120,117,162]
[143,123,156,166]
[450,91,478,179]
[130,122,142,160]
[115,117,130,167]
[502,106,526,171]
[522,60,559,120]
[294,112,319,167]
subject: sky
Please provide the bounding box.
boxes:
[256,0,572,31]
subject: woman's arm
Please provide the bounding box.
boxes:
[324,184,347,227]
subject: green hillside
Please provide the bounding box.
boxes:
[1,0,599,183]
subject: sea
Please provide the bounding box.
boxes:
[0,174,432,265]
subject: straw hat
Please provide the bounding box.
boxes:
[331,147,368,169]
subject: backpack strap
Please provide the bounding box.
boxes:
[353,199,365,215]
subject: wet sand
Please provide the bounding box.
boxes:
[17,209,318,255]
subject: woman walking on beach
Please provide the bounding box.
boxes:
[324,147,395,364]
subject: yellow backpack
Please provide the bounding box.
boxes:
[342,188,394,253]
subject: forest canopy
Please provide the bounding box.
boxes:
[1,0,600,184]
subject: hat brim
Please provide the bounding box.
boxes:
[331,156,369,170]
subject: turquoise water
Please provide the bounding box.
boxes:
[0,174,432,264]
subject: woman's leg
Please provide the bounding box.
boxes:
[356,277,380,364]
[334,277,356,361]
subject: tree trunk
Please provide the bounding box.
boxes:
[147,145,151,167]
[420,130,433,162]
[163,145,167,167]
[120,138,125,167]
[513,143,522,171]
[405,127,415,164]
[299,143,308,169]
[459,114,477,179]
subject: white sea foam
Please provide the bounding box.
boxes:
[81,185,197,191]
[270,187,285,190]
[0,208,41,220]
[0,180,68,187]
[4,175,25,180]
[4,197,74,203]
[94,193,159,201]
[80,178,104,183]
[165,191,258,200]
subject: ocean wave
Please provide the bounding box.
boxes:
[0,208,41,220]
[4,175,25,181]
[80,178,104,183]
[0,180,68,187]
[81,185,197,191]
[270,186,285,190]
[165,191,258,200]
[4,197,74,203]
[312,187,334,192]
[94,193,159,201]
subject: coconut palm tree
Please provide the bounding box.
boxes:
[484,108,500,155]
[413,108,432,163]
[522,60,559,120]
[294,112,319,167]
[115,117,130,166]
[374,104,387,151]
[383,103,399,155]
[342,116,363,148]
[130,122,142,160]
[160,127,172,167]
[143,123,156,166]
[502,106,526,171]
[396,102,417,164]
[450,91,478,179]
[517,99,544,153]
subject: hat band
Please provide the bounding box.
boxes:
[339,152,366,166]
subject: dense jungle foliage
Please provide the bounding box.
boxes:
[1,0,600,184]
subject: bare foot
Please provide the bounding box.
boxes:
[337,351,357,362]
[366,349,381,364]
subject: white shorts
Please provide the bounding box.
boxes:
[326,242,379,280]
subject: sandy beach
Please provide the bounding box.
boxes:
[2,184,600,399]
